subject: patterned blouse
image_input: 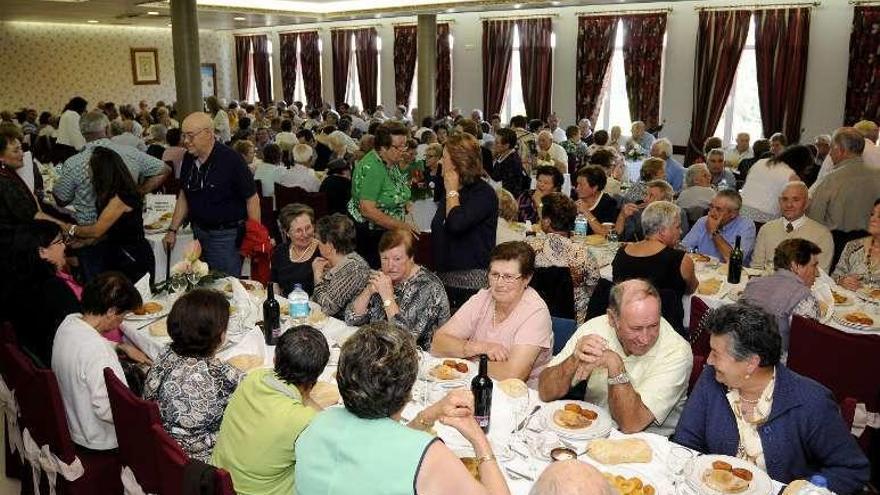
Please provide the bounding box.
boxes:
[143,348,242,462]
[833,237,880,286]
[344,267,450,349]
[347,149,411,226]
[311,252,372,318]
[516,189,540,223]
[622,181,648,204]
[525,233,600,323]
[560,139,589,171]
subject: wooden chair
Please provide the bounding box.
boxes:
[689,354,706,395]
[414,231,434,271]
[152,423,236,495]
[688,296,711,358]
[274,184,328,219]
[551,317,578,356]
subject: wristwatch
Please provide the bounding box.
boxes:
[382,298,393,308]
[607,371,631,386]
[446,191,460,199]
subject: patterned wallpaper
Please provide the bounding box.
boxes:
[0,22,234,114]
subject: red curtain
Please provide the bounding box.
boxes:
[299,31,323,108]
[234,36,252,101]
[518,18,553,121]
[436,23,452,117]
[251,35,272,104]
[685,10,751,164]
[355,28,379,113]
[482,20,515,118]
[754,8,811,143]
[331,30,352,109]
[844,7,880,125]
[279,33,298,104]
[575,16,618,123]
[394,25,418,107]
[621,13,667,129]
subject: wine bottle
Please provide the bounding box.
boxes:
[471,354,493,433]
[727,235,743,285]
[263,283,281,345]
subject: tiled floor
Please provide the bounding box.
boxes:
[0,414,21,494]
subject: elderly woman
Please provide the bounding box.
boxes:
[431,241,553,386]
[526,193,600,323]
[833,199,880,290]
[622,157,666,204]
[496,188,526,245]
[573,165,619,235]
[272,203,320,296]
[673,304,869,494]
[432,133,499,310]
[676,163,715,210]
[0,134,67,229]
[612,200,698,332]
[311,213,371,318]
[349,121,417,268]
[517,165,563,223]
[206,95,231,143]
[296,322,510,495]
[345,229,450,349]
[143,289,243,462]
[742,238,822,357]
[423,142,445,201]
[233,139,257,174]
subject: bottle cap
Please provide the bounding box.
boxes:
[808,475,828,487]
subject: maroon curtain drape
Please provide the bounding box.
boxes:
[517,18,553,121]
[482,20,515,118]
[331,30,352,109]
[575,16,619,123]
[846,7,880,125]
[251,35,271,104]
[394,25,418,107]
[436,23,452,117]
[685,10,751,164]
[299,31,323,108]
[234,36,252,101]
[279,33,298,104]
[355,28,379,113]
[621,14,667,129]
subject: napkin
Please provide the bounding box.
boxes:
[134,274,152,302]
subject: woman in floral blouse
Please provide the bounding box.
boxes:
[143,289,242,462]
[833,199,880,290]
[345,229,450,349]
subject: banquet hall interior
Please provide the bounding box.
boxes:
[1,0,880,493]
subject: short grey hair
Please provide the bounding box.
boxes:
[780,180,808,198]
[716,189,743,211]
[706,148,725,160]
[80,111,110,136]
[653,137,672,158]
[814,134,831,145]
[292,143,313,164]
[608,279,660,318]
[149,123,167,142]
[685,163,709,187]
[641,200,681,237]
[646,179,674,201]
[833,127,866,155]
[109,119,126,137]
[538,130,553,141]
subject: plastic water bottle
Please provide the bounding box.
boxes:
[288,284,311,326]
[797,475,833,495]
[574,213,588,236]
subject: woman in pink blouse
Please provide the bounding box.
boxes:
[430,241,553,387]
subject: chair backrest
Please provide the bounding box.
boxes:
[789,315,880,407]
[689,354,706,395]
[152,422,190,495]
[531,266,576,320]
[274,184,328,219]
[215,468,236,495]
[104,368,163,493]
[551,317,578,356]
[658,288,686,337]
[15,353,78,464]
[585,278,613,321]
[688,296,711,357]
[414,231,434,271]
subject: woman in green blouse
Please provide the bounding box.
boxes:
[348,121,419,268]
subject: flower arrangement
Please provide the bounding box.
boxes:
[625,143,646,161]
[156,241,223,293]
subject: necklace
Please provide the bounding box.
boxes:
[289,240,317,263]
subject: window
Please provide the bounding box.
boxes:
[500,26,554,123]
[291,35,321,106]
[596,22,632,133]
[344,33,381,110]
[245,39,274,104]
[408,33,452,115]
[714,16,762,146]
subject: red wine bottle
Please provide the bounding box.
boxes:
[471,354,493,433]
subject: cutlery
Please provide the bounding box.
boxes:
[504,466,534,481]
[558,438,587,457]
[514,405,541,433]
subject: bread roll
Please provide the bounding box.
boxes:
[586,438,653,464]
[499,378,528,398]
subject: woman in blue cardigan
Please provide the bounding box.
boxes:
[673,303,869,494]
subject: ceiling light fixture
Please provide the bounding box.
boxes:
[233,16,246,20]
[446,7,455,12]
[147,11,160,15]
[87,19,99,23]
[551,0,560,5]
[513,3,522,8]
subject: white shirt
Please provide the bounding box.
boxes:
[51,314,127,450]
[111,133,146,152]
[724,145,753,169]
[56,110,86,150]
[329,130,358,154]
[276,164,320,192]
[274,131,298,151]
[253,162,282,197]
[538,142,568,170]
[551,127,567,143]
[213,109,231,143]
[350,115,368,133]
[740,158,796,216]
[547,315,693,436]
[15,152,36,192]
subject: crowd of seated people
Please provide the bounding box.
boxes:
[0,94,877,494]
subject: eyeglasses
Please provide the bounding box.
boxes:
[182,128,211,141]
[488,272,523,284]
[390,144,408,152]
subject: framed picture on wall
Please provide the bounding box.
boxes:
[201,63,218,97]
[131,48,160,85]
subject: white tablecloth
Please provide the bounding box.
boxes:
[146,230,193,284]
[624,159,643,183]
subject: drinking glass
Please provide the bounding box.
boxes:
[170,276,186,293]
[667,445,695,488]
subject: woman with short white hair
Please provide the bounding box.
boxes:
[276,143,320,193]
[676,163,716,210]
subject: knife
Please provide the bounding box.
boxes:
[514,405,542,433]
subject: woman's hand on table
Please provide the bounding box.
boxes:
[118,343,152,366]
[839,275,862,291]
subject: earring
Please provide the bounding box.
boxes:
[744,373,751,380]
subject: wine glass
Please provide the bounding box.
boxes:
[169,276,186,294]
[667,445,695,490]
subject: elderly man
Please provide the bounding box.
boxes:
[769,132,787,157]
[812,121,880,192]
[814,134,831,167]
[809,126,880,266]
[706,148,736,190]
[752,182,834,272]
[650,137,685,192]
[536,130,568,174]
[627,121,655,152]
[578,118,594,146]
[676,163,715,211]
[682,189,756,264]
[724,132,752,170]
[539,279,692,435]
[470,109,483,123]
[164,112,260,276]
[547,112,566,143]
[615,180,689,242]
[529,460,612,495]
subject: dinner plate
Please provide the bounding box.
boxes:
[542,400,612,440]
[422,357,474,383]
[601,466,662,495]
[124,300,170,321]
[696,278,728,298]
[830,290,855,308]
[685,455,773,495]
[833,310,879,331]
[856,287,880,304]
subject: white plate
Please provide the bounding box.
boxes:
[601,466,662,495]
[542,401,612,440]
[832,311,880,331]
[124,300,170,321]
[686,455,773,495]
[831,290,855,307]
[696,278,728,299]
[422,357,474,383]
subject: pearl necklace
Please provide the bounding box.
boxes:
[290,240,317,263]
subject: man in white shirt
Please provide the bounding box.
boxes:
[547,112,567,143]
[538,279,693,436]
[51,273,143,450]
[536,130,568,174]
[724,132,753,170]
[276,143,320,192]
[752,181,834,272]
